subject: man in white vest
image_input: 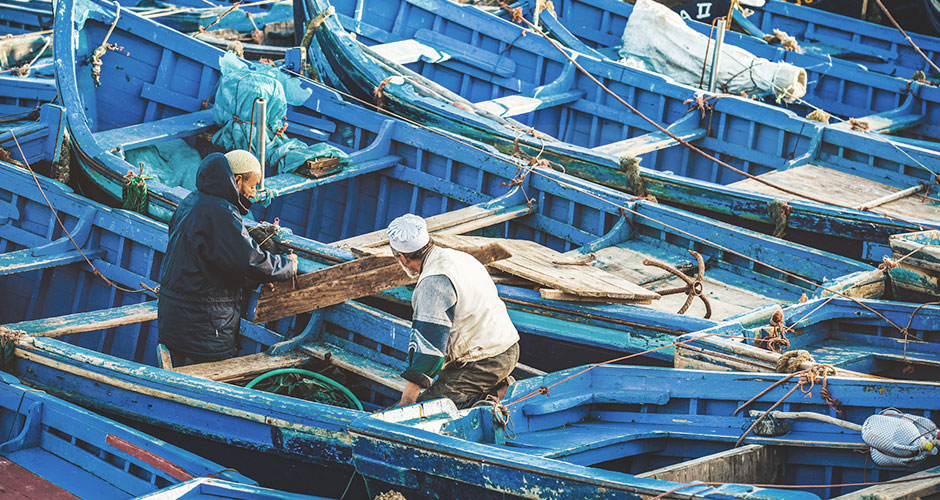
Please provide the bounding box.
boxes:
[388,213,520,409]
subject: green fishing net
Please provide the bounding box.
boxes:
[250,372,359,409]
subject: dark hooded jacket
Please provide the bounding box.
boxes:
[157,153,296,359]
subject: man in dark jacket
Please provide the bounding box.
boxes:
[158,150,297,366]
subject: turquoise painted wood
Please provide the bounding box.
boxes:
[674,296,940,381]
[887,229,940,297]
[349,365,940,499]
[0,372,254,498]
[297,0,940,263]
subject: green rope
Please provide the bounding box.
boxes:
[619,156,647,197]
[121,172,149,214]
[246,368,363,410]
[0,327,25,372]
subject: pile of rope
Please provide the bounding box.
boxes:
[762,29,802,53]
[121,168,150,214]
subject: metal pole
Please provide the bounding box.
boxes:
[708,18,726,92]
[533,0,542,28]
[254,97,266,192]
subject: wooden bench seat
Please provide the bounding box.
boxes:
[592,126,706,157]
[92,108,215,150]
[474,91,584,119]
[0,246,106,277]
[4,301,158,338]
[173,351,312,384]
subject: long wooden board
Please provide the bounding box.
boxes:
[727,164,940,221]
[253,241,511,323]
[173,351,311,383]
[437,235,659,301]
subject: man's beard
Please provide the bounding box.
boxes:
[398,260,419,279]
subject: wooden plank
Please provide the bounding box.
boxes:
[368,38,451,66]
[332,201,534,249]
[173,351,311,383]
[0,456,80,500]
[483,238,660,301]
[591,127,706,157]
[0,248,106,276]
[473,91,584,119]
[253,242,511,323]
[830,465,940,500]
[301,343,406,392]
[637,444,785,485]
[539,288,654,305]
[92,109,215,150]
[5,301,157,338]
[726,164,940,221]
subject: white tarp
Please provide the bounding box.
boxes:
[618,0,806,103]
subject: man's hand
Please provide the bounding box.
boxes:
[399,381,422,407]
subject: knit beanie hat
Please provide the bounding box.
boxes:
[224,150,261,175]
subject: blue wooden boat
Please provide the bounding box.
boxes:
[674,297,940,380]
[0,371,256,498]
[742,0,940,77]
[0,0,52,35]
[297,0,940,263]
[0,75,56,120]
[349,365,940,499]
[0,103,66,172]
[526,0,940,135]
[55,0,880,342]
[134,477,333,499]
[4,45,883,500]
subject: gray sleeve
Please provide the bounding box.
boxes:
[412,274,457,327]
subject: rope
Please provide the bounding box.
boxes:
[300,6,335,50]
[8,130,152,295]
[121,163,150,214]
[872,0,940,77]
[194,1,242,35]
[90,3,122,87]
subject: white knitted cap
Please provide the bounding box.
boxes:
[224,149,261,175]
[387,213,429,253]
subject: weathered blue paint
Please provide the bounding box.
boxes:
[135,477,336,500]
[349,365,940,499]
[741,0,940,77]
[534,0,940,138]
[0,76,57,121]
[887,229,940,297]
[675,296,940,381]
[0,372,254,498]
[298,0,940,263]
[0,0,52,34]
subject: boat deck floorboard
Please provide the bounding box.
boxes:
[0,455,80,500]
[728,164,940,220]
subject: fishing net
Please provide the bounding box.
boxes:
[212,52,348,176]
[121,172,149,214]
[123,138,200,192]
[249,371,359,409]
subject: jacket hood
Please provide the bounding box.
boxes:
[195,153,251,214]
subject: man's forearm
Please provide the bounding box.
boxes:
[399,380,422,406]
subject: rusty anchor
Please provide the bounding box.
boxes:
[642,250,712,318]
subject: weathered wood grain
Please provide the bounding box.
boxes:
[637,444,785,485]
[174,351,311,383]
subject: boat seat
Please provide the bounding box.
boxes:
[92,108,216,151]
[831,108,925,134]
[0,246,106,277]
[367,38,451,66]
[260,154,401,197]
[301,342,407,392]
[173,351,312,383]
[4,301,157,338]
[592,126,707,157]
[473,91,585,118]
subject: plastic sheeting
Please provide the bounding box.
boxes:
[618,0,806,103]
[212,52,347,175]
[861,409,939,466]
